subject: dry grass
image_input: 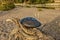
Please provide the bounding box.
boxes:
[7,18,55,40]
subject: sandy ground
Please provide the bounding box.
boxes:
[0,6,60,40]
[0,6,60,24]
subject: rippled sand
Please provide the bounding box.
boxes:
[0,7,60,40]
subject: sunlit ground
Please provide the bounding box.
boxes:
[0,6,60,24]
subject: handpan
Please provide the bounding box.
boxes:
[20,17,41,28]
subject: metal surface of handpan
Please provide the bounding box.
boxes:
[20,17,41,28]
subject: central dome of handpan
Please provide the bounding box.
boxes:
[20,17,41,28]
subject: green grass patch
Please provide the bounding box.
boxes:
[0,3,15,11]
[25,5,31,8]
[37,7,42,11]
[36,6,55,9]
[41,7,55,9]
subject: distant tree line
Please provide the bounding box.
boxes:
[0,0,54,11]
[14,0,54,4]
[0,0,15,11]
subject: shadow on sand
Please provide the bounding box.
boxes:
[38,16,60,40]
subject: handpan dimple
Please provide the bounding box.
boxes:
[20,17,41,28]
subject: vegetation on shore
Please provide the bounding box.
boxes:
[0,0,54,11]
[0,0,15,11]
[14,0,54,4]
